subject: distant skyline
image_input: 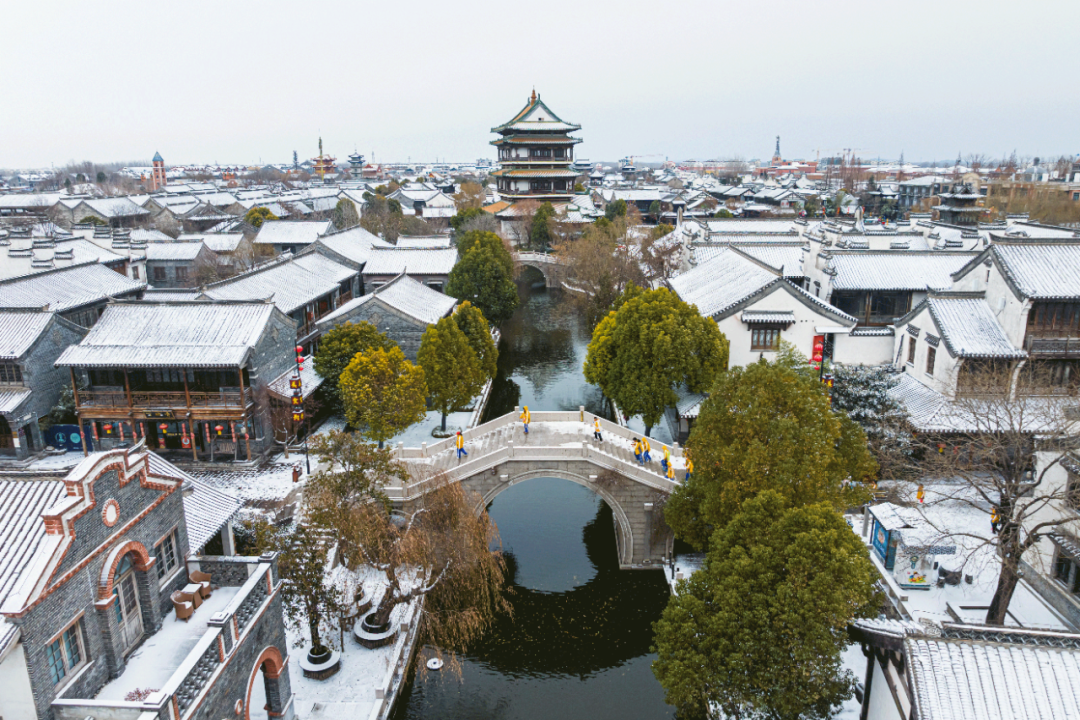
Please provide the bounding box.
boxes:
[2,0,1077,170]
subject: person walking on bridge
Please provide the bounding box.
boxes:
[456,430,467,460]
[633,438,643,464]
[684,454,694,481]
[666,462,675,482]
[642,436,652,463]
[520,406,531,435]
[661,445,671,474]
[593,417,603,441]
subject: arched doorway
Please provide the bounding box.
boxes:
[245,647,288,720]
[112,553,144,652]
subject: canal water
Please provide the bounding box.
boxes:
[391,279,676,719]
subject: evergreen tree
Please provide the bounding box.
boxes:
[665,359,876,548]
[445,233,519,326]
[529,202,556,250]
[453,301,498,379]
[340,345,427,447]
[313,322,395,413]
[450,207,486,233]
[604,198,628,221]
[829,362,913,478]
[417,315,485,431]
[331,198,360,229]
[583,285,728,436]
[652,491,879,719]
[243,206,278,229]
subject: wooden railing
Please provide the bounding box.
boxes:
[1026,335,1080,357]
[78,389,246,409]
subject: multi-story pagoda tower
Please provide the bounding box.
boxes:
[491,90,581,202]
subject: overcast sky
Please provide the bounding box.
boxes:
[3,0,1077,169]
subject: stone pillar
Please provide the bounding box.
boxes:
[95,596,126,679]
[221,523,237,556]
[264,655,294,719]
[135,569,162,635]
[643,502,654,563]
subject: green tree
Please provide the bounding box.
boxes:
[583,285,728,436]
[78,215,108,226]
[453,301,498,379]
[445,233,519,326]
[340,346,428,447]
[95,171,106,183]
[243,206,279,228]
[417,315,485,432]
[604,198,628,221]
[573,182,586,193]
[450,206,486,233]
[331,198,360,229]
[652,491,879,720]
[665,359,876,548]
[313,322,396,413]
[648,200,662,221]
[304,430,407,528]
[529,202,556,250]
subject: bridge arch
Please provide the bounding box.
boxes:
[474,467,634,567]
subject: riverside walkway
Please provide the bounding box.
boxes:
[387,409,687,568]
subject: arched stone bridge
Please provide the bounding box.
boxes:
[513,252,568,290]
[386,409,687,569]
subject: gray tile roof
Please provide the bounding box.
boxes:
[320,273,457,327]
[182,477,242,553]
[361,246,458,277]
[315,226,391,265]
[144,242,205,261]
[0,387,32,413]
[0,478,66,609]
[203,254,353,315]
[56,301,276,368]
[992,242,1080,300]
[0,309,55,359]
[253,220,332,246]
[669,248,779,317]
[828,252,975,291]
[0,262,146,312]
[925,295,1026,359]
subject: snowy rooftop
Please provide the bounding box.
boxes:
[144,242,205,261]
[253,220,332,246]
[315,226,391,265]
[182,478,242,552]
[827,252,976,291]
[0,262,145,312]
[361,245,458,276]
[319,273,457,327]
[922,294,1026,359]
[0,308,55,359]
[669,248,778,317]
[203,253,354,315]
[56,301,276,368]
[990,241,1080,300]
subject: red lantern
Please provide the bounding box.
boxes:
[215,424,224,436]
[159,423,168,432]
[296,346,303,354]
[104,423,113,434]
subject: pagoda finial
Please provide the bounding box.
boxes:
[775,135,781,156]
[531,87,537,104]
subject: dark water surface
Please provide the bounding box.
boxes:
[391,281,675,719]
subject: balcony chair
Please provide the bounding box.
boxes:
[171,591,194,621]
[189,570,213,599]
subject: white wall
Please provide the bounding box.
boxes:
[834,332,895,365]
[893,305,962,397]
[951,260,1031,348]
[866,659,905,720]
[0,642,39,720]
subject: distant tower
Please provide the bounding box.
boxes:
[348,151,366,180]
[490,89,581,202]
[151,151,166,190]
[771,136,782,166]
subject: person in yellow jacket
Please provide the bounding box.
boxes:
[593,417,603,441]
[684,456,694,481]
[666,462,675,481]
[633,439,643,464]
[917,484,925,504]
[661,445,671,473]
[641,436,652,463]
[456,430,467,460]
[520,406,530,435]
[991,506,1001,535]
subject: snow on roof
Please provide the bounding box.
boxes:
[0,309,56,359]
[179,233,244,253]
[0,262,145,312]
[182,477,242,553]
[0,387,32,413]
[906,631,1080,720]
[253,220,332,246]
[142,289,204,302]
[731,243,806,277]
[705,219,798,234]
[79,197,149,218]
[668,248,779,317]
[923,294,1026,359]
[361,246,458,277]
[828,252,975,291]
[395,235,451,249]
[55,301,275,368]
[320,273,457,327]
[314,226,391,265]
[0,479,67,651]
[203,254,351,315]
[144,242,205,261]
[991,241,1080,300]
[267,355,324,400]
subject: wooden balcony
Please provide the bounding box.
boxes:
[1025,335,1080,358]
[77,389,247,410]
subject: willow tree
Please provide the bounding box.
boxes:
[583,285,728,436]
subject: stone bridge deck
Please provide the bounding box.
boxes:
[387,410,687,568]
[513,252,567,289]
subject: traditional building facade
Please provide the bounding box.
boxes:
[490,90,582,203]
[0,445,287,720]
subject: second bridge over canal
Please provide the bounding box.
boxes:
[385,409,688,568]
